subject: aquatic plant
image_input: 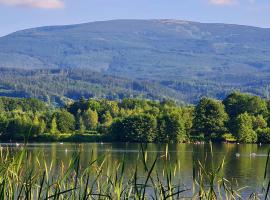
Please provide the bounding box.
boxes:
[0,144,269,199]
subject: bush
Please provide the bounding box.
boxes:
[189,133,205,142]
[257,128,270,143]
[221,133,237,142]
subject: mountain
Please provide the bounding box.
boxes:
[0,19,270,103]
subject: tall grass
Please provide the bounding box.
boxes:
[0,144,269,200]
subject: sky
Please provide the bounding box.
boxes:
[0,0,270,36]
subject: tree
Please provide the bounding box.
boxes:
[193,98,228,138]
[252,115,267,130]
[54,110,75,133]
[257,128,270,143]
[236,112,257,143]
[181,107,194,136]
[50,116,58,135]
[87,100,101,112]
[40,119,47,134]
[101,111,113,127]
[110,114,157,142]
[223,92,267,118]
[83,109,98,130]
[79,117,86,133]
[157,112,186,142]
[224,92,268,134]
[0,99,4,112]
[31,114,41,135]
[0,113,7,135]
[5,113,33,138]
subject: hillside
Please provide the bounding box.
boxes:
[0,19,270,103]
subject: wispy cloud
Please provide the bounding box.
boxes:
[0,0,64,9]
[208,0,237,5]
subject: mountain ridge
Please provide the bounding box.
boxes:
[0,19,270,103]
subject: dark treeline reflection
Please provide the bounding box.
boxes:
[1,143,269,196]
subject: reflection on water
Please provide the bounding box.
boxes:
[0,142,269,197]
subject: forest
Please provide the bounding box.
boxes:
[0,92,270,143]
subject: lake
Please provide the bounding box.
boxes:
[0,142,269,198]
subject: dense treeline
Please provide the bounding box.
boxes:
[1,67,270,106]
[0,68,183,105]
[0,92,270,143]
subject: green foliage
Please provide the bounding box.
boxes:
[257,128,270,143]
[252,115,267,130]
[50,117,58,135]
[236,112,257,143]
[101,111,113,127]
[221,133,237,142]
[193,98,228,138]
[224,92,268,134]
[0,92,270,143]
[0,97,47,112]
[2,20,270,105]
[78,117,86,133]
[0,113,7,135]
[54,110,75,133]
[224,92,267,118]
[111,114,157,142]
[82,109,98,130]
[157,112,186,142]
[0,100,4,112]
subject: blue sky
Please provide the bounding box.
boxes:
[0,0,269,36]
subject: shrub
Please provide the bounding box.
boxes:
[257,128,270,143]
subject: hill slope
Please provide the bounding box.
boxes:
[0,19,270,103]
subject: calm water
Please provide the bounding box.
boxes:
[1,142,269,197]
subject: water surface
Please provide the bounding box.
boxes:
[1,142,269,197]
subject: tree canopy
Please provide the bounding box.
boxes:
[0,92,269,143]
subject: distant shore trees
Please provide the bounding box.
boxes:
[0,92,269,143]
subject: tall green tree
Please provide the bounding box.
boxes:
[54,110,75,133]
[111,114,157,142]
[157,112,186,142]
[79,116,86,133]
[31,114,41,135]
[193,98,228,138]
[223,92,267,118]
[224,92,267,133]
[252,115,267,130]
[50,117,58,135]
[0,113,7,135]
[83,109,98,130]
[0,99,4,112]
[101,111,113,127]
[236,112,257,143]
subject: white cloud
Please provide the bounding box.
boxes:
[208,0,237,5]
[0,0,64,9]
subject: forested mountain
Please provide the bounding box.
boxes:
[0,19,270,103]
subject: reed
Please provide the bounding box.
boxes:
[0,144,269,200]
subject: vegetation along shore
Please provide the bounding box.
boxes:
[0,91,270,143]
